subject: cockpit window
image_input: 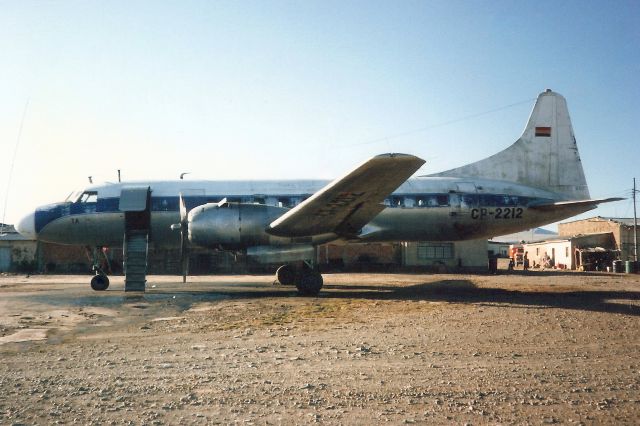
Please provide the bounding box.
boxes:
[78,191,98,203]
[65,190,83,203]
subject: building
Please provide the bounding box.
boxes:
[559,217,638,261]
[488,227,559,258]
[402,239,488,272]
[0,224,38,272]
[521,233,616,270]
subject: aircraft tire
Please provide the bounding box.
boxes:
[295,271,323,296]
[91,274,110,291]
[276,264,296,286]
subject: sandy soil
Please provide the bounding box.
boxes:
[0,269,639,424]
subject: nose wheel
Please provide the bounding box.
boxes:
[90,273,110,291]
[86,246,111,291]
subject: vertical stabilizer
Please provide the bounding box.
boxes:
[430,90,590,200]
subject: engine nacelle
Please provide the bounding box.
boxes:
[188,202,288,249]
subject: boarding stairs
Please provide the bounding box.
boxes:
[123,230,149,291]
[119,186,152,292]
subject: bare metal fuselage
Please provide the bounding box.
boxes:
[34,176,594,249]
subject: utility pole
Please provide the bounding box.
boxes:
[634,178,638,263]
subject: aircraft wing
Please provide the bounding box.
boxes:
[267,153,425,237]
[529,197,624,211]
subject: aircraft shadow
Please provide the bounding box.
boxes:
[498,270,623,277]
[158,279,640,317]
[324,280,640,317]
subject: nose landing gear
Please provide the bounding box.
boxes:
[86,246,111,291]
[90,273,110,291]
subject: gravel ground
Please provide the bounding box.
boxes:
[1,270,639,425]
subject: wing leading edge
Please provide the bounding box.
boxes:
[267,153,425,238]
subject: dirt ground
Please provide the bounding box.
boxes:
[1,267,639,425]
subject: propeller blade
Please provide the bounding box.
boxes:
[180,236,188,283]
[179,193,189,283]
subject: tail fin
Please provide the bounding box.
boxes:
[429,90,590,200]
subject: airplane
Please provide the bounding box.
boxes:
[15,89,621,295]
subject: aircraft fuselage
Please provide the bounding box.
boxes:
[27,176,594,248]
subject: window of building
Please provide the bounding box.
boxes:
[417,242,454,260]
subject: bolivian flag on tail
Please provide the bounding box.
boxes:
[535,126,552,137]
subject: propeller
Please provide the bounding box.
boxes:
[171,193,190,283]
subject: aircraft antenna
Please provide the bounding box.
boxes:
[0,99,29,236]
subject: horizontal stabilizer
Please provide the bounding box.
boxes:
[268,153,425,237]
[529,197,624,211]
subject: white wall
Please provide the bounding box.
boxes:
[525,240,573,269]
[404,239,488,270]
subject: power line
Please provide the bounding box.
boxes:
[344,97,536,148]
[1,100,29,235]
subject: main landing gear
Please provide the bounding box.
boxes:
[86,246,111,291]
[276,262,323,296]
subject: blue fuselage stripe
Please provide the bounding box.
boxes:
[34,193,548,234]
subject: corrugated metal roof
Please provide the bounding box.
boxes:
[520,232,615,246]
[599,217,638,226]
[560,216,638,227]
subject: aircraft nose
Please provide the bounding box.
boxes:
[15,211,36,239]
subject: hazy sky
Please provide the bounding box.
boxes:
[1,1,639,227]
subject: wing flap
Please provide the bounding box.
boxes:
[267,153,425,237]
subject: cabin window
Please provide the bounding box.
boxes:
[415,195,448,207]
[503,195,519,206]
[152,197,173,212]
[460,194,478,208]
[253,196,266,205]
[436,195,449,206]
[278,197,292,208]
[391,196,404,207]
